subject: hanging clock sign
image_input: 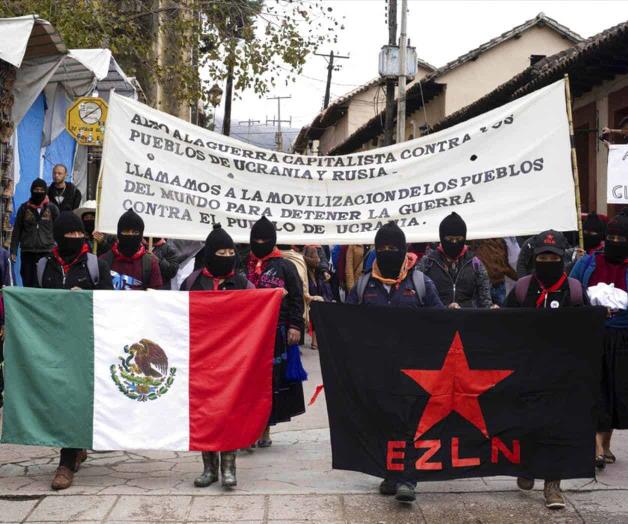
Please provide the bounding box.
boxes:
[66,97,109,146]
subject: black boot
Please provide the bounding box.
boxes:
[221,451,237,488]
[194,452,218,487]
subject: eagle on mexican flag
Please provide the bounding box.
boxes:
[1,287,283,451]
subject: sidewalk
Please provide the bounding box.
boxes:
[1,349,628,523]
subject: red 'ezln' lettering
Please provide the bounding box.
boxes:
[491,437,520,464]
[415,440,443,470]
[387,441,406,471]
[451,437,480,467]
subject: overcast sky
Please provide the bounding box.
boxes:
[217,0,628,140]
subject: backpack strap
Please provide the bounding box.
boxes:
[85,253,100,286]
[567,277,584,306]
[181,269,202,291]
[36,257,49,288]
[142,253,153,289]
[515,275,533,305]
[411,269,426,305]
[355,272,371,304]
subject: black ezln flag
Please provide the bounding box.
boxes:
[311,304,605,482]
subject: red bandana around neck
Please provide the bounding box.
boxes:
[27,196,50,209]
[437,244,468,262]
[112,242,146,261]
[535,273,567,308]
[52,243,89,274]
[247,247,282,286]
[201,267,235,290]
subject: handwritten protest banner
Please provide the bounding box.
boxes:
[97,79,576,243]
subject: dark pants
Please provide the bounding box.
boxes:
[20,251,46,288]
[59,448,81,470]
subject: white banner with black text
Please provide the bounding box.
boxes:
[97,79,576,243]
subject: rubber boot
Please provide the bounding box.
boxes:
[194,452,219,487]
[221,451,237,488]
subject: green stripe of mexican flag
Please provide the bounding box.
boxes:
[1,287,282,451]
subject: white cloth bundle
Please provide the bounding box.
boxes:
[587,283,628,310]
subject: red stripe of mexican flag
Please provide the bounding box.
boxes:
[188,290,280,450]
[2,288,282,451]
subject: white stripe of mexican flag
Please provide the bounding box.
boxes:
[93,291,190,450]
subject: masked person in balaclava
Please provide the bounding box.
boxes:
[99,209,162,290]
[506,230,587,510]
[571,211,628,473]
[583,212,607,254]
[246,216,305,447]
[180,224,252,490]
[37,212,113,491]
[10,179,60,287]
[347,222,443,504]
[417,212,493,308]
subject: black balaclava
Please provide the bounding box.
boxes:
[54,211,86,260]
[30,179,47,205]
[204,224,236,276]
[117,209,144,258]
[439,212,467,259]
[583,212,607,252]
[375,221,407,279]
[605,213,628,264]
[250,216,277,259]
[82,212,96,236]
[534,255,564,287]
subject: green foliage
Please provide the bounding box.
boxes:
[0,0,341,106]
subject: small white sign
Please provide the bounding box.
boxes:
[607,144,628,204]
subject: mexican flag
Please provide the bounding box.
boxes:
[1,287,283,451]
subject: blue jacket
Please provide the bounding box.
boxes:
[346,269,444,309]
[570,253,628,328]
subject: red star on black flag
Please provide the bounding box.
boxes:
[403,331,513,439]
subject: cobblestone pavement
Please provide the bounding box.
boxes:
[1,350,628,523]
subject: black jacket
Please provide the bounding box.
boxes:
[505,277,589,308]
[36,252,113,290]
[417,248,493,308]
[252,257,304,333]
[152,241,180,289]
[48,182,82,211]
[180,270,252,291]
[10,201,59,255]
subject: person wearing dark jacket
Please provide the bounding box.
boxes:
[37,212,113,491]
[10,179,59,287]
[346,222,443,504]
[47,164,81,211]
[76,206,115,254]
[582,212,607,254]
[507,230,587,510]
[247,216,305,447]
[571,211,628,475]
[417,212,493,308]
[145,238,179,289]
[181,224,253,489]
[99,209,162,290]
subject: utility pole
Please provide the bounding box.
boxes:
[396,0,408,143]
[266,95,292,151]
[315,51,350,109]
[222,62,234,136]
[238,118,261,138]
[383,0,397,146]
